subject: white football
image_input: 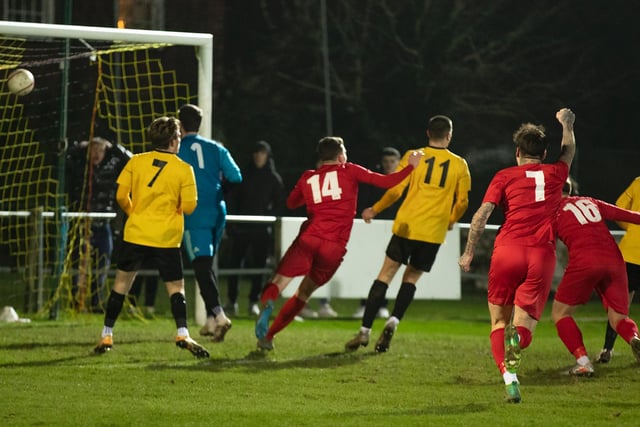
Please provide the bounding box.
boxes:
[7,68,35,96]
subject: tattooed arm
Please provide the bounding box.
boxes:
[459,202,495,272]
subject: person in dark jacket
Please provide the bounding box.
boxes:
[225,141,285,316]
[67,137,131,312]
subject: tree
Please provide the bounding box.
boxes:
[219,0,640,208]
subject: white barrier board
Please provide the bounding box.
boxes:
[279,217,461,300]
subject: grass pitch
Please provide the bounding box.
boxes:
[1,295,639,426]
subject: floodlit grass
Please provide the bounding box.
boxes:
[1,296,640,426]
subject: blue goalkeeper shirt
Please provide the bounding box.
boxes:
[178,133,242,230]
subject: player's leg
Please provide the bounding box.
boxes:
[259,237,341,348]
[346,236,402,352]
[598,262,640,362]
[366,256,400,323]
[255,273,294,340]
[551,264,596,375]
[488,302,522,403]
[601,265,640,362]
[509,245,555,367]
[345,257,398,351]
[607,309,640,362]
[258,237,312,310]
[193,254,232,341]
[552,300,593,376]
[185,228,231,340]
[486,245,533,403]
[258,277,320,351]
[95,269,137,354]
[376,241,438,353]
[158,247,209,358]
[95,241,141,354]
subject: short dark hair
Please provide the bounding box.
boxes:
[381,146,400,159]
[427,115,453,140]
[513,123,548,158]
[317,136,345,161]
[178,104,203,132]
[148,116,180,149]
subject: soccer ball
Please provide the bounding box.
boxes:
[6,68,35,96]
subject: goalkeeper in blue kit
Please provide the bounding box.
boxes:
[178,104,242,342]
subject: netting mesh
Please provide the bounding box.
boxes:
[0,34,197,316]
[97,47,192,150]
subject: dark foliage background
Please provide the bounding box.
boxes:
[214,0,640,222]
[68,0,640,222]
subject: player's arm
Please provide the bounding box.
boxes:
[597,198,640,226]
[556,107,576,168]
[286,176,306,210]
[221,147,243,183]
[114,161,133,215]
[115,183,132,216]
[459,202,495,272]
[366,179,408,221]
[449,160,471,229]
[364,151,422,221]
[179,167,198,215]
[366,151,422,189]
[180,199,197,215]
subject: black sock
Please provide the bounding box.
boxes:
[104,290,125,328]
[192,256,220,317]
[603,321,618,350]
[391,282,416,321]
[362,280,388,328]
[170,292,188,329]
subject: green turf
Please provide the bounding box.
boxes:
[1,294,640,426]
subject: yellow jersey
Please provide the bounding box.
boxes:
[116,150,197,248]
[373,145,471,243]
[616,177,640,265]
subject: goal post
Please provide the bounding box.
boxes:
[0,20,213,320]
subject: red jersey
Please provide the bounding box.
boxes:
[555,196,640,309]
[483,161,568,247]
[287,162,414,246]
[557,196,640,263]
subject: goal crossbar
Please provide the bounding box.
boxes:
[0,20,213,137]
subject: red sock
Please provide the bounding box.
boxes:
[555,316,585,357]
[615,318,640,344]
[490,328,506,374]
[266,296,306,340]
[516,326,532,350]
[260,283,280,306]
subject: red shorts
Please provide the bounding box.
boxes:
[488,244,556,320]
[555,257,629,314]
[275,234,347,286]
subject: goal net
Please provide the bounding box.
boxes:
[0,21,212,317]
